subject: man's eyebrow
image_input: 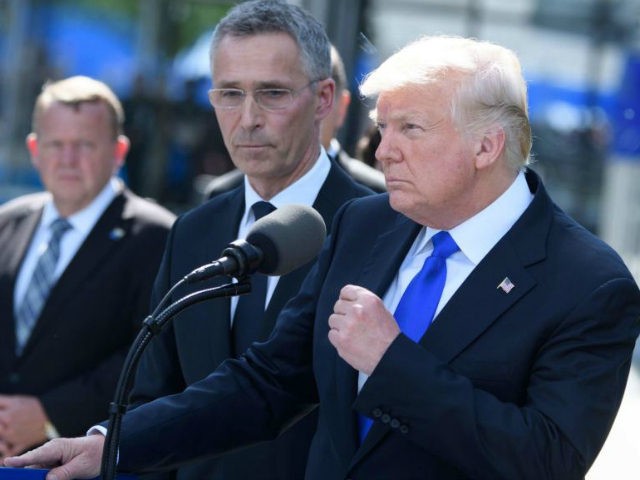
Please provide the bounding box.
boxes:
[384,111,430,123]
[213,80,290,90]
[255,81,291,89]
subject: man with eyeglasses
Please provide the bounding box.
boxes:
[121,1,372,480]
[203,44,386,199]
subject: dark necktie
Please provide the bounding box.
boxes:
[15,217,72,354]
[231,201,276,356]
[358,231,459,443]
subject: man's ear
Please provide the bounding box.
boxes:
[26,133,40,169]
[113,135,130,171]
[474,126,506,170]
[316,78,335,121]
[335,90,351,129]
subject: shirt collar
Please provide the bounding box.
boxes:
[41,177,121,235]
[242,148,331,221]
[415,170,533,265]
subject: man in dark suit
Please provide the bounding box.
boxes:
[0,76,175,459]
[126,2,371,479]
[203,44,385,199]
[7,33,640,480]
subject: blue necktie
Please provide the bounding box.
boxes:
[15,217,72,354]
[232,201,276,356]
[358,231,459,443]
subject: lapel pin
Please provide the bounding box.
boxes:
[497,277,515,294]
[109,227,126,241]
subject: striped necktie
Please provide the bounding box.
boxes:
[15,217,72,354]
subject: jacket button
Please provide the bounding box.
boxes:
[372,408,383,418]
[381,413,391,424]
[399,424,409,434]
[390,418,400,429]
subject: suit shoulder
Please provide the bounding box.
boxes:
[0,192,49,219]
[204,169,244,200]
[326,161,376,200]
[173,188,240,231]
[345,193,393,216]
[0,192,51,214]
[551,209,634,280]
[122,190,176,228]
[329,194,395,232]
[338,153,386,193]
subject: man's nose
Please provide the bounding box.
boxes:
[375,132,398,164]
[60,143,81,164]
[239,93,264,129]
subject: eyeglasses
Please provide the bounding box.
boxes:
[208,81,319,112]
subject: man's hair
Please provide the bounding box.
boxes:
[360,35,531,170]
[32,75,124,140]
[210,0,331,82]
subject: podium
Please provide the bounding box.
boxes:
[0,467,136,479]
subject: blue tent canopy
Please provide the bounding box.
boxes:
[34,5,136,96]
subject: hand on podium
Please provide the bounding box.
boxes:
[2,434,104,480]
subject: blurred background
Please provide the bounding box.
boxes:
[0,0,639,274]
[0,0,639,475]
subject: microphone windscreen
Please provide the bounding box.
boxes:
[246,204,326,275]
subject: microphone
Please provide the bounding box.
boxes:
[184,204,326,283]
[102,205,325,480]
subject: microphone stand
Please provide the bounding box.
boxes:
[100,280,251,480]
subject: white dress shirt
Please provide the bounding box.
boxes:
[229,149,332,323]
[358,171,534,390]
[14,178,121,315]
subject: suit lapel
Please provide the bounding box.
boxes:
[173,190,245,375]
[0,201,45,363]
[423,170,548,362]
[356,215,421,296]
[333,212,422,465]
[20,192,132,355]
[2,206,43,278]
[423,239,536,362]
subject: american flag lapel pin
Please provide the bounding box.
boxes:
[497,277,515,294]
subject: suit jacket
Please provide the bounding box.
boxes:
[128,162,373,479]
[118,169,640,480]
[0,188,175,439]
